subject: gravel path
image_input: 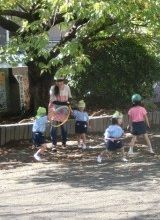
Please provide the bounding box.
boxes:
[0,132,160,220]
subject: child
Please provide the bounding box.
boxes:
[72,100,89,149]
[97,111,128,163]
[32,107,48,161]
[128,94,154,155]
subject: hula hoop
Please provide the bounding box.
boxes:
[48,104,71,127]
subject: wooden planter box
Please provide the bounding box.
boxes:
[0,112,159,146]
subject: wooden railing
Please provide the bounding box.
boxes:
[0,112,159,146]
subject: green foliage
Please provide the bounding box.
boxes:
[0,0,160,77]
[143,99,157,112]
[0,0,160,109]
[71,38,160,108]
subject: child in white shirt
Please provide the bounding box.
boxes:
[97,111,127,163]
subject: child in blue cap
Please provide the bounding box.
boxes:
[128,94,154,155]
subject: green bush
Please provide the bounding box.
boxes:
[71,38,160,109]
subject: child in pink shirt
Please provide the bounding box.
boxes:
[128,94,154,155]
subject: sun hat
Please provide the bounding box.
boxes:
[131,94,142,103]
[77,100,86,108]
[36,107,46,118]
[112,111,123,119]
[54,75,65,81]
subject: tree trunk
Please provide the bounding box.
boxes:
[27,63,53,115]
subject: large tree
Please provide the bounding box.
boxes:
[0,0,160,111]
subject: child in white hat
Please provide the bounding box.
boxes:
[72,100,89,149]
[97,111,128,163]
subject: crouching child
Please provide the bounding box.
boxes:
[32,107,48,161]
[97,111,128,163]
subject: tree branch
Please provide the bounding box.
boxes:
[0,10,29,19]
[17,3,28,12]
[0,9,40,22]
[50,18,89,57]
[0,16,20,32]
[45,12,65,30]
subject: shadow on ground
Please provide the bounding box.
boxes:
[0,131,160,191]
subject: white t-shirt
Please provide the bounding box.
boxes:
[49,84,72,102]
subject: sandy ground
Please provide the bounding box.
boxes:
[0,131,160,220]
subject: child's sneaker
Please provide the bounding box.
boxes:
[34,154,42,161]
[82,144,87,150]
[62,144,66,149]
[148,148,155,154]
[52,145,57,152]
[121,157,128,162]
[78,144,82,148]
[128,148,134,155]
[97,155,102,163]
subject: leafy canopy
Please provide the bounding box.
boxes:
[0,0,160,78]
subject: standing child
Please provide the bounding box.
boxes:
[72,100,89,149]
[32,107,48,161]
[97,112,128,163]
[128,94,154,155]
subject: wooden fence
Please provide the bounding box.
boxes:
[0,112,160,146]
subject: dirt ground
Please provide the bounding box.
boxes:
[0,129,160,219]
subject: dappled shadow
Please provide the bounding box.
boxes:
[0,134,104,170]
[16,157,160,191]
[1,131,160,219]
[122,211,160,220]
[1,130,160,192]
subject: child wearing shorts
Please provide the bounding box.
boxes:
[128,94,154,155]
[72,100,89,149]
[97,112,128,163]
[32,107,48,161]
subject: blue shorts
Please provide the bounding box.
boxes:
[105,139,123,151]
[75,121,88,134]
[132,121,146,135]
[32,132,45,148]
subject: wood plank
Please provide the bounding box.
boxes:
[89,118,94,133]
[96,117,103,132]
[92,118,97,132]
[123,115,128,129]
[10,126,15,141]
[14,126,20,140]
[28,124,32,140]
[19,125,25,140]
[157,112,160,125]
[23,125,29,140]
[154,111,157,125]
[66,119,74,135]
[0,127,6,146]
[5,127,11,143]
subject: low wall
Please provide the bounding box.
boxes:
[0,112,159,146]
